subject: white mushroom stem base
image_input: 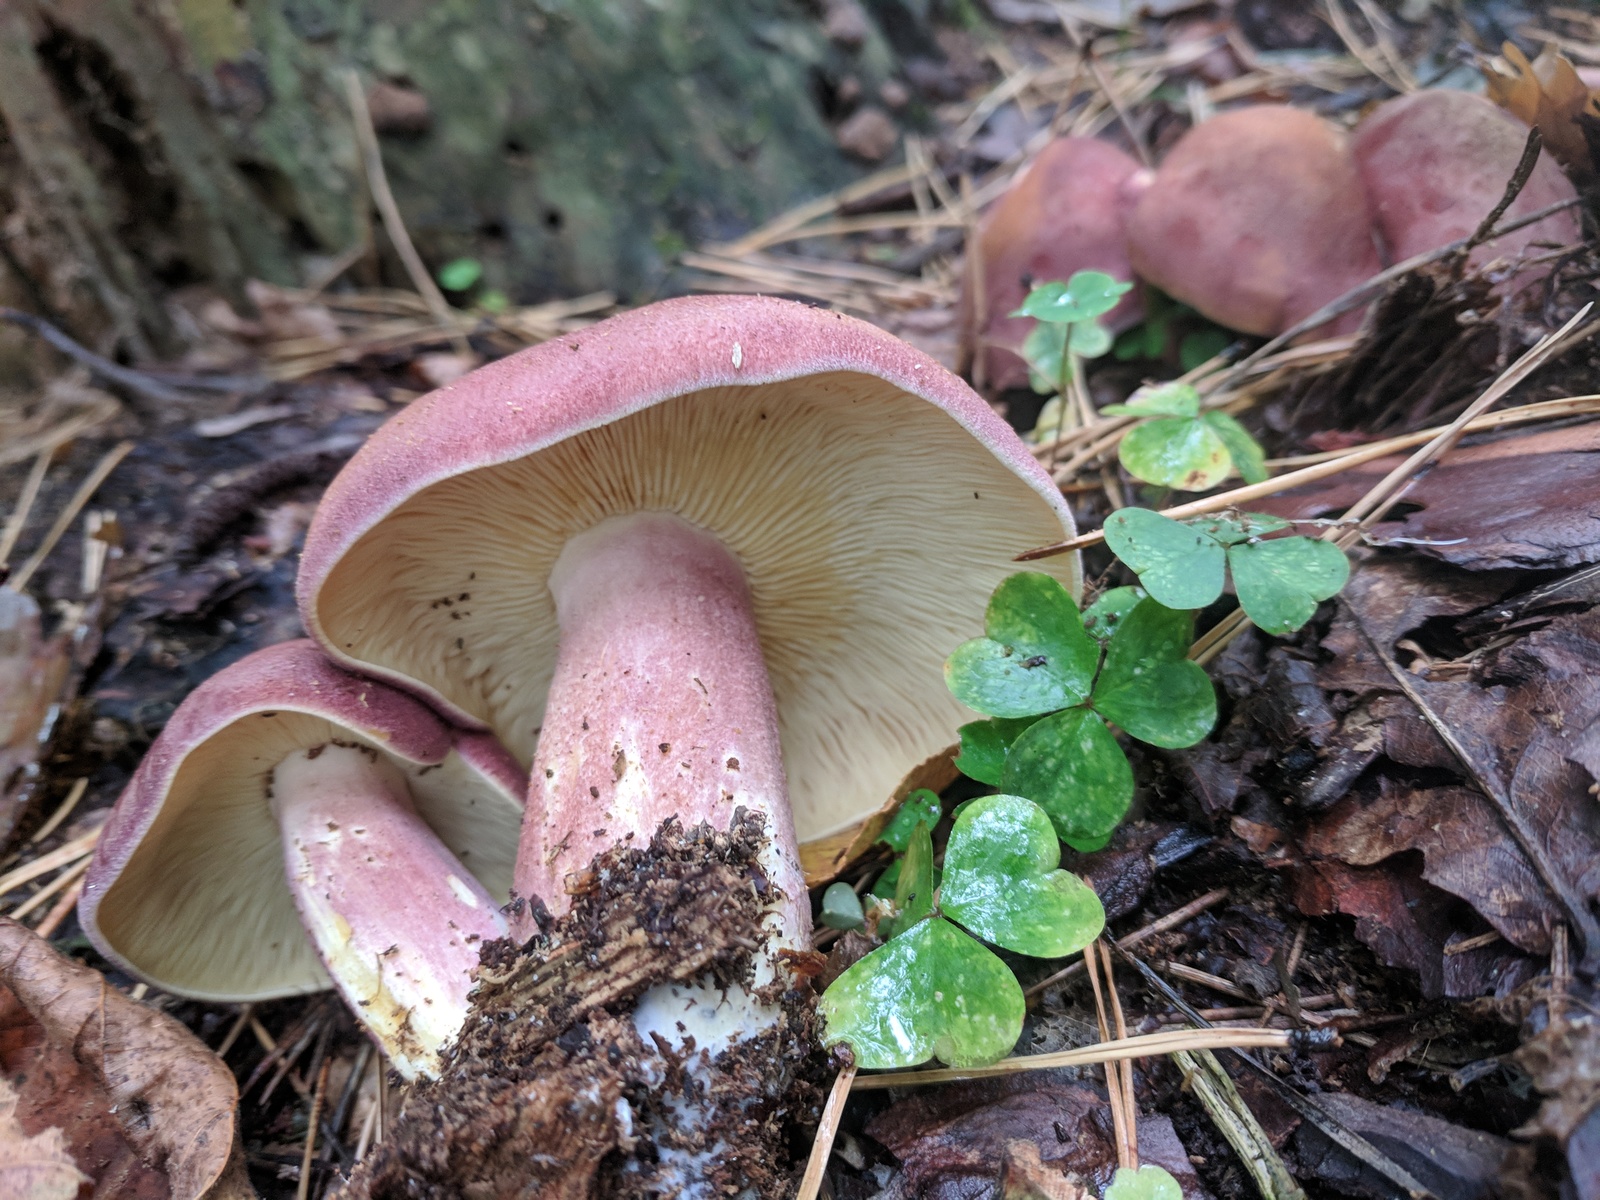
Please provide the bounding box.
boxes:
[514,511,811,1192]
[272,744,507,1079]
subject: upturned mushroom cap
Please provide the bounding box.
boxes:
[1351,89,1581,273]
[297,295,1079,848]
[1123,106,1382,337]
[80,639,524,1002]
[961,136,1145,391]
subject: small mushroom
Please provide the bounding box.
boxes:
[1122,105,1382,337]
[295,294,1079,1176]
[1351,88,1581,278]
[80,640,524,1079]
[962,136,1145,391]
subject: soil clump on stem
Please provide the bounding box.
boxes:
[340,810,821,1200]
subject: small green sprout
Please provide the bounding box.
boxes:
[1104,1164,1183,1200]
[1103,508,1351,635]
[1015,271,1132,445]
[437,257,484,292]
[1102,381,1267,490]
[945,574,1215,850]
[819,793,1105,1069]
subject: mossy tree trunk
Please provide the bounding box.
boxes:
[0,0,923,360]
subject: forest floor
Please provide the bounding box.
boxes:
[2,2,1599,1198]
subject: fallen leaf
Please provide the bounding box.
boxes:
[0,918,253,1199]
[0,1078,87,1200]
[0,590,73,845]
[1485,41,1598,176]
[865,1078,1208,1198]
[1258,424,1600,572]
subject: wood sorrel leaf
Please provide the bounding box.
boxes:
[1228,536,1351,635]
[883,819,936,938]
[945,573,1099,718]
[1092,600,1216,749]
[1001,707,1132,851]
[1082,586,1147,642]
[877,788,942,852]
[941,794,1105,958]
[1104,1164,1183,1200]
[1202,410,1268,484]
[1118,416,1232,490]
[1023,321,1069,394]
[1011,271,1133,324]
[818,917,1024,1069]
[1190,511,1292,546]
[820,881,865,930]
[1103,508,1225,611]
[955,717,1041,785]
[1068,319,1113,358]
[1101,380,1201,419]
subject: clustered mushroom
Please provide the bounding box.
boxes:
[966,90,1581,367]
[82,295,1081,1190]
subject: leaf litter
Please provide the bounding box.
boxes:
[4,3,1600,1199]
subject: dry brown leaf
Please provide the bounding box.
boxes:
[0,1078,88,1200]
[0,589,72,844]
[1485,41,1599,176]
[0,918,255,1200]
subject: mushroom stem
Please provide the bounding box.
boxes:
[272,743,506,1079]
[515,510,808,943]
[514,511,810,1192]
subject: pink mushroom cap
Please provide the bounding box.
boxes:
[962,136,1145,391]
[1351,88,1581,275]
[1123,105,1383,337]
[296,294,1080,851]
[80,639,524,1002]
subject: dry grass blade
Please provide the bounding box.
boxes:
[0,448,53,569]
[8,854,91,921]
[796,1061,858,1200]
[29,778,88,845]
[32,876,84,939]
[0,825,100,896]
[341,69,462,347]
[1083,940,1133,1169]
[8,440,134,593]
[851,1028,1298,1091]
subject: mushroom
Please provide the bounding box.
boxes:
[1122,105,1382,337]
[80,639,525,1079]
[294,294,1079,1173]
[961,136,1145,391]
[1351,89,1581,279]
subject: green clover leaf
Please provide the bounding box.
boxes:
[1001,707,1132,851]
[1118,416,1233,491]
[955,717,1042,785]
[1092,600,1216,749]
[941,795,1105,958]
[820,881,865,930]
[1229,536,1351,635]
[945,573,1100,718]
[1102,381,1201,419]
[877,789,942,853]
[1103,508,1225,611]
[1104,1165,1183,1200]
[1190,511,1292,546]
[1202,410,1268,484]
[1082,586,1147,643]
[1012,271,1134,324]
[882,818,936,939]
[819,917,1024,1069]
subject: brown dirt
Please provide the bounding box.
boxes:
[338,811,821,1200]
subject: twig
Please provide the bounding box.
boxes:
[32,877,85,939]
[850,1027,1299,1091]
[797,1060,858,1200]
[1101,942,1139,1166]
[1085,941,1133,1169]
[216,1005,254,1058]
[1113,940,1438,1199]
[1026,888,1229,997]
[0,308,185,406]
[8,441,135,593]
[298,1056,331,1200]
[0,448,53,569]
[29,779,88,845]
[1466,128,1544,250]
[1342,598,1600,974]
[341,70,462,347]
